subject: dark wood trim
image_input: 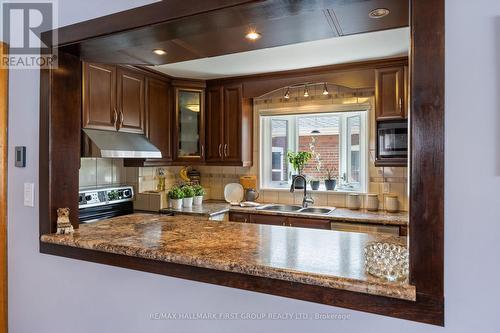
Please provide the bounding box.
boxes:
[42,1,262,47]
[409,0,444,299]
[39,0,445,326]
[40,51,82,234]
[40,242,444,326]
[0,41,9,333]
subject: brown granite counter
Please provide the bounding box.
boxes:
[41,213,415,301]
[162,201,408,226]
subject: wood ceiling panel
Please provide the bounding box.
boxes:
[64,0,408,66]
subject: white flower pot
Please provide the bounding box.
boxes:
[182,197,193,208]
[193,195,203,206]
[170,198,182,210]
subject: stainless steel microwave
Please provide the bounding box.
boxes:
[377,121,408,159]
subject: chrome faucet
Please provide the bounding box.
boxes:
[290,175,314,208]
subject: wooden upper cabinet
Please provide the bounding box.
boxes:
[82,63,117,131]
[375,66,406,120]
[174,87,205,163]
[205,83,252,166]
[223,84,243,163]
[205,86,224,163]
[117,68,145,134]
[146,77,172,162]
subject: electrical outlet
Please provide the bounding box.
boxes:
[23,183,34,207]
[382,183,390,194]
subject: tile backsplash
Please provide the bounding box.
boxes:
[130,164,408,211]
[79,158,126,188]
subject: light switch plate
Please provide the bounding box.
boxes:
[23,183,34,207]
[382,183,390,194]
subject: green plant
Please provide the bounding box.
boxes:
[182,185,195,198]
[168,186,184,200]
[325,167,338,180]
[192,184,205,196]
[287,151,312,175]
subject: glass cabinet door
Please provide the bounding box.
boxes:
[176,88,204,159]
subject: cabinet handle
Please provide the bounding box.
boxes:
[113,108,118,128]
[399,98,403,111]
[224,144,228,157]
[201,145,204,157]
[119,110,124,129]
[218,144,222,158]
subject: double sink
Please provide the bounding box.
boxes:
[256,204,335,216]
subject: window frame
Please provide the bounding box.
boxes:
[260,110,368,192]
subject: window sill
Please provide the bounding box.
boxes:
[260,187,366,195]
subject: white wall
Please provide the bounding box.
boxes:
[7,0,500,332]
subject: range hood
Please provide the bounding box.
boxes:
[82,129,162,159]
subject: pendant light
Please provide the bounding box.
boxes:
[303,85,309,98]
[322,82,329,95]
[284,87,290,100]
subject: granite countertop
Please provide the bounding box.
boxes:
[162,201,408,226]
[41,213,415,301]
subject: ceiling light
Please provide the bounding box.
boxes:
[284,87,290,99]
[303,85,309,98]
[369,8,390,19]
[245,31,261,40]
[152,49,167,55]
[322,83,329,95]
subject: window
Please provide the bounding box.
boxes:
[261,111,367,191]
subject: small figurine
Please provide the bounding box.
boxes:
[56,208,74,235]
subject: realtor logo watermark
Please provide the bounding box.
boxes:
[1,0,58,69]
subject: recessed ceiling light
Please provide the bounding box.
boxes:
[245,31,261,40]
[369,8,390,19]
[152,49,167,55]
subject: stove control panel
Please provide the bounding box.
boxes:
[79,186,134,208]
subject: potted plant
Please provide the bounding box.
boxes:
[310,179,320,191]
[324,167,337,191]
[168,186,184,209]
[192,184,205,206]
[182,185,195,208]
[287,151,312,189]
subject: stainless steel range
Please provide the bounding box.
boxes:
[78,186,134,223]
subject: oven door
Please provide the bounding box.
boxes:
[79,202,133,223]
[378,123,408,158]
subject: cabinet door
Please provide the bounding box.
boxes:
[249,214,287,226]
[205,86,224,162]
[82,63,117,131]
[117,68,145,134]
[375,67,405,120]
[288,217,331,230]
[229,212,250,223]
[146,77,172,162]
[174,88,205,162]
[223,84,242,162]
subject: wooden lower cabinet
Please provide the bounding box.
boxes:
[287,217,331,230]
[249,214,287,226]
[228,212,250,223]
[229,212,331,230]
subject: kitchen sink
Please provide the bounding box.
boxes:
[257,204,335,215]
[298,207,335,215]
[257,204,302,212]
